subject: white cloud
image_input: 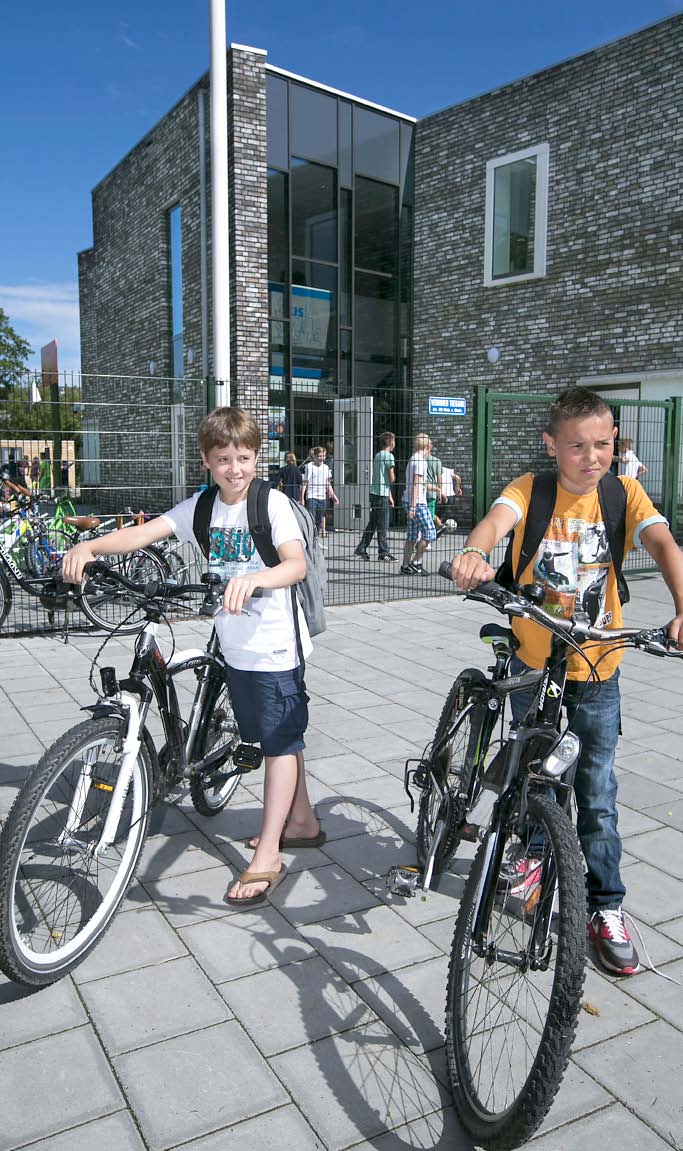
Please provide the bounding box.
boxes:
[0,282,81,375]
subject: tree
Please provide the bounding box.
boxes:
[0,307,32,380]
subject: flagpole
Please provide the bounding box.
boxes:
[209,0,230,406]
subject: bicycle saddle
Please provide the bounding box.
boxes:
[479,622,519,648]
[62,515,101,530]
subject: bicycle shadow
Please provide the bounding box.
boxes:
[135,793,476,1148]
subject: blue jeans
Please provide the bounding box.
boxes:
[357,494,391,555]
[509,657,625,911]
[306,497,326,531]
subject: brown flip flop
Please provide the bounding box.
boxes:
[225,864,288,908]
[280,830,327,848]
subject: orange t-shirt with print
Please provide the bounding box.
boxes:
[493,473,667,681]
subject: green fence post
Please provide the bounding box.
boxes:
[473,385,488,523]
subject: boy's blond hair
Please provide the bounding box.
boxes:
[312,445,325,457]
[619,438,633,451]
[197,407,261,455]
[414,432,430,452]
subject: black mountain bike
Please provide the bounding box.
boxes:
[0,564,257,987]
[391,569,683,1150]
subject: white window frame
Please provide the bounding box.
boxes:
[484,142,549,287]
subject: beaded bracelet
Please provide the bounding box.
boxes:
[458,546,489,561]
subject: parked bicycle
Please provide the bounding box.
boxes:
[389,566,683,1150]
[0,471,168,633]
[0,563,259,987]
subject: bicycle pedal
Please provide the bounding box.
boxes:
[386,864,423,898]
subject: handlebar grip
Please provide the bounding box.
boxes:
[439,559,453,581]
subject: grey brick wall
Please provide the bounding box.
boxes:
[413,14,683,524]
[78,46,268,508]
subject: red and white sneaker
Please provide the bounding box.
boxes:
[498,855,543,899]
[588,908,639,975]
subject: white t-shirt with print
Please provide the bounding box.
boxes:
[162,488,312,672]
[303,461,330,500]
[403,454,427,506]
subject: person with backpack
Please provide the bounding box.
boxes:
[61,406,324,909]
[449,387,683,976]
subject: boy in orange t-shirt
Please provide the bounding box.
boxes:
[450,387,683,975]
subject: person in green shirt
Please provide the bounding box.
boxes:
[354,431,396,561]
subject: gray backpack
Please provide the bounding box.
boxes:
[192,479,327,665]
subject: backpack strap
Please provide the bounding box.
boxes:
[246,478,307,675]
[514,473,557,584]
[597,473,629,605]
[192,484,219,559]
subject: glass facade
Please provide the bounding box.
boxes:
[266,72,413,471]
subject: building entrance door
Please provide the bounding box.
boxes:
[333,396,373,531]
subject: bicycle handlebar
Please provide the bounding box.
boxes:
[438,559,683,659]
[83,561,266,617]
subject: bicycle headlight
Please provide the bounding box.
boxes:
[541,731,580,778]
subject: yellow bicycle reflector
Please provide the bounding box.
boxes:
[93,781,114,793]
[525,887,541,913]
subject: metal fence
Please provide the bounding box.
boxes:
[1,371,682,636]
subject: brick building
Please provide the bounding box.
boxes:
[79,16,682,513]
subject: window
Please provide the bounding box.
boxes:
[290,84,337,167]
[169,205,183,377]
[484,143,549,286]
[291,159,337,264]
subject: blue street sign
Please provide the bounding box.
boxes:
[429,396,467,416]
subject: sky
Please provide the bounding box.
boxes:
[1,0,680,373]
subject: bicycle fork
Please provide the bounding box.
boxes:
[58,692,142,857]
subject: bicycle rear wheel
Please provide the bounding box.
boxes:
[0,718,152,987]
[417,669,492,878]
[79,547,169,633]
[190,675,241,815]
[445,792,586,1150]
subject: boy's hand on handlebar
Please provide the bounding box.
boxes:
[450,551,497,592]
[61,542,97,584]
[222,573,264,615]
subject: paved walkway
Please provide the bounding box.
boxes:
[1,576,682,1151]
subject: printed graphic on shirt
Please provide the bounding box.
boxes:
[208,526,261,579]
[534,518,612,627]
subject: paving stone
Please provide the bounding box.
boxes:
[643,795,683,831]
[617,861,683,926]
[142,865,237,927]
[179,905,314,982]
[617,747,683,781]
[531,1102,673,1150]
[219,954,376,1055]
[354,955,449,1053]
[0,974,87,1050]
[323,827,416,884]
[621,957,683,1030]
[624,825,683,878]
[572,965,655,1050]
[658,915,683,944]
[346,1108,467,1150]
[136,829,227,881]
[270,1019,444,1151]
[19,1110,146,1150]
[79,955,231,1055]
[114,1021,288,1151]
[617,805,661,837]
[271,861,380,925]
[308,752,385,786]
[300,905,440,982]
[174,1104,324,1149]
[573,1019,683,1146]
[616,771,682,812]
[73,906,187,983]
[0,1027,124,1150]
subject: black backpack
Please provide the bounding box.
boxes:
[192,479,327,670]
[495,471,629,605]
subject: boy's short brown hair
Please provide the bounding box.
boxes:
[285,451,297,464]
[197,407,261,455]
[547,387,613,436]
[379,431,395,448]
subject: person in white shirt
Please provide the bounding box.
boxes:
[61,407,322,909]
[301,446,339,534]
[400,432,436,575]
[617,438,647,481]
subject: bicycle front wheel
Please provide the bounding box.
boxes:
[417,669,492,877]
[190,675,241,815]
[79,547,169,633]
[445,792,586,1150]
[0,718,152,987]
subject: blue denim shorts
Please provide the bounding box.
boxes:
[225,665,308,757]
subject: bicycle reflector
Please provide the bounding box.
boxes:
[541,731,580,778]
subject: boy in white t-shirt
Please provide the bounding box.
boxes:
[617,438,647,481]
[62,407,321,908]
[301,446,338,534]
